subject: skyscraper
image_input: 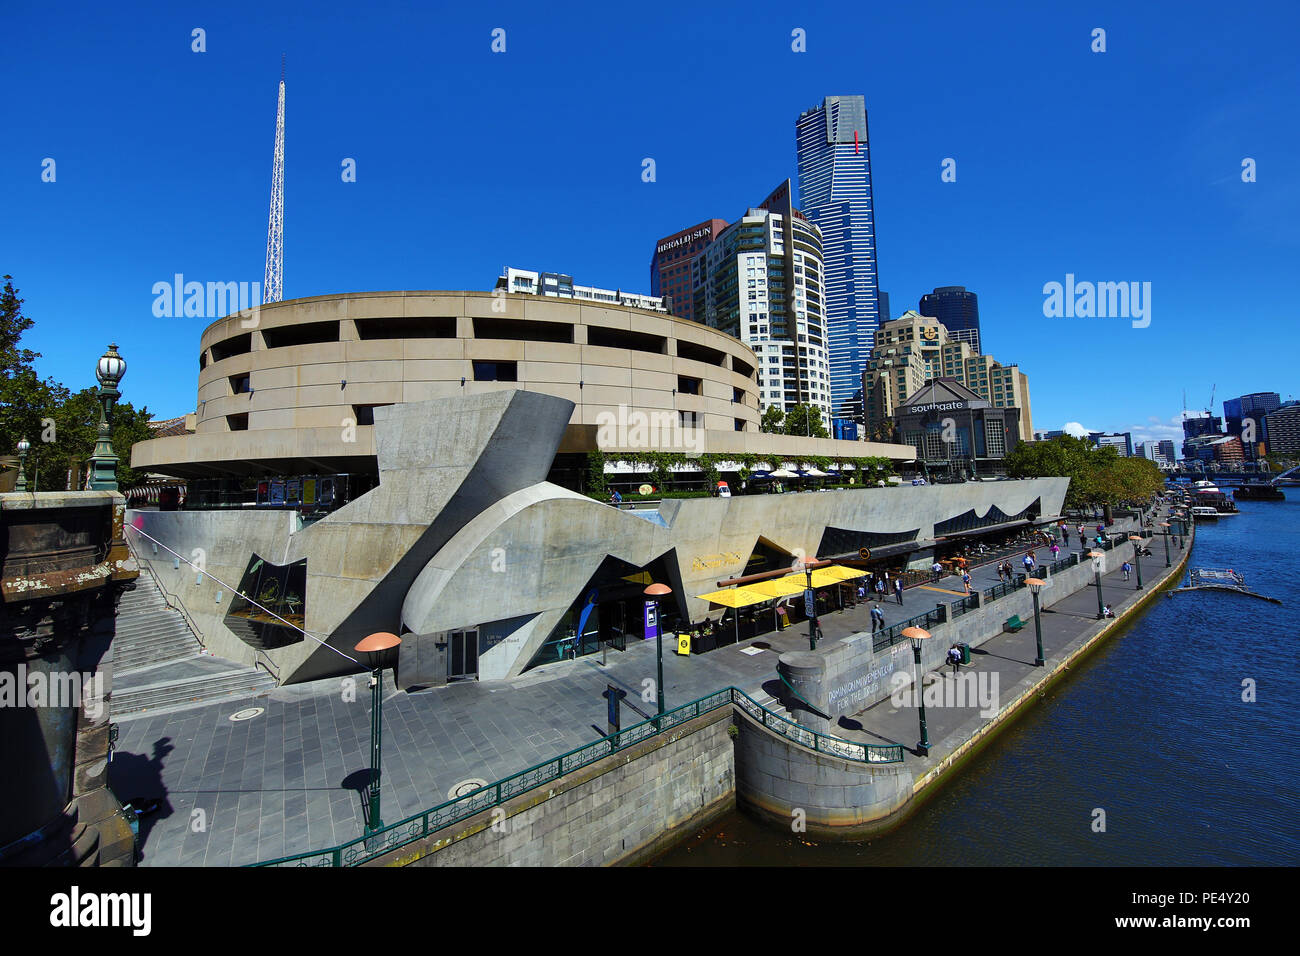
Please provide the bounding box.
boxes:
[796,95,881,430]
[693,181,832,430]
[919,285,981,352]
[650,219,727,321]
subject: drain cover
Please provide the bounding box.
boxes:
[448,778,489,799]
[229,707,264,722]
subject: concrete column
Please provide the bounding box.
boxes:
[776,651,829,734]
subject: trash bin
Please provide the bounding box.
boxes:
[958,643,971,665]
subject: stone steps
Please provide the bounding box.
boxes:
[111,669,275,719]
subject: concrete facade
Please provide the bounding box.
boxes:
[127,388,1067,686]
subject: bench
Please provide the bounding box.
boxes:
[1003,615,1026,633]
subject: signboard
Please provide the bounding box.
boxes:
[269,480,285,505]
[286,478,301,505]
[908,400,969,415]
[676,634,691,656]
[644,601,659,641]
[804,588,815,619]
[256,481,269,505]
[859,547,872,560]
[303,479,316,506]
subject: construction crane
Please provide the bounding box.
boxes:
[1207,383,1216,417]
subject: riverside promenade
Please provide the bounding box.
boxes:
[108,506,1182,865]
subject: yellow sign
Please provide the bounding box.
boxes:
[691,551,741,571]
[676,633,691,656]
[923,326,938,340]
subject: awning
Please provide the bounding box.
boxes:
[934,519,1030,541]
[694,587,772,608]
[812,565,867,583]
[746,576,807,598]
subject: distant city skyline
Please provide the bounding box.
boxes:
[5,1,1297,445]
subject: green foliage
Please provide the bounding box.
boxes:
[759,405,784,434]
[1003,435,1164,509]
[586,450,608,498]
[0,275,153,491]
[781,403,829,439]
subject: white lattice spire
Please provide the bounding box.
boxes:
[262,57,285,304]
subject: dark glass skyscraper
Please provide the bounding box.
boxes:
[796,95,880,428]
[919,285,981,352]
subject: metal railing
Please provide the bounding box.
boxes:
[948,594,978,620]
[982,577,1027,603]
[251,685,902,867]
[872,607,945,653]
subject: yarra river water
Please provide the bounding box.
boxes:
[652,495,1300,866]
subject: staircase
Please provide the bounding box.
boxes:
[110,570,276,720]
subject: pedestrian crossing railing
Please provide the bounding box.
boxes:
[251,685,902,867]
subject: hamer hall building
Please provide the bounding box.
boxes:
[129,290,1067,686]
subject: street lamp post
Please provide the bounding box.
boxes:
[800,558,819,651]
[88,344,127,491]
[1025,577,1046,666]
[1088,550,1106,620]
[644,583,672,724]
[1128,534,1144,590]
[354,631,402,834]
[1159,522,1172,568]
[902,626,933,756]
[15,437,30,492]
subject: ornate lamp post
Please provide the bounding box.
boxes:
[795,555,819,650]
[644,583,672,723]
[1025,577,1047,666]
[902,626,933,756]
[88,344,127,491]
[1088,550,1106,620]
[1159,522,1172,568]
[1128,534,1144,590]
[354,631,402,834]
[15,437,31,492]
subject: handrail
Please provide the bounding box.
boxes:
[250,685,903,867]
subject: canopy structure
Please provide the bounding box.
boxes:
[768,469,798,479]
[694,587,773,608]
[808,565,866,584]
[803,468,830,477]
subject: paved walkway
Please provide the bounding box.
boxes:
[108,510,1169,866]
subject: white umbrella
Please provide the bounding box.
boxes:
[769,468,797,478]
[804,468,829,477]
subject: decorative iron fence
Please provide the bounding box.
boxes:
[252,686,902,868]
[948,594,979,620]
[982,577,1027,603]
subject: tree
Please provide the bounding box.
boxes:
[760,405,784,434]
[1004,434,1163,510]
[782,404,829,439]
[0,276,152,490]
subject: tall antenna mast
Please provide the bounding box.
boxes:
[262,56,285,304]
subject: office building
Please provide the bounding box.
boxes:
[796,95,882,428]
[496,268,666,312]
[693,181,833,430]
[650,219,727,321]
[1091,432,1133,457]
[1224,391,1280,458]
[862,311,1032,442]
[918,285,981,353]
[1264,402,1300,456]
[894,378,1022,477]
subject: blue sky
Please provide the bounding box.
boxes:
[4,0,1297,447]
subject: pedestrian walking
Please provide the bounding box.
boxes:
[875,577,885,598]
[961,570,972,594]
[1121,561,1131,581]
[871,603,885,633]
[1050,543,1060,561]
[894,577,904,605]
[1062,525,1070,546]
[947,646,962,675]
[932,560,943,583]
[1077,524,1086,545]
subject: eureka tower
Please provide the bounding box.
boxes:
[796,95,881,429]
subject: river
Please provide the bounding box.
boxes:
[651,494,1300,865]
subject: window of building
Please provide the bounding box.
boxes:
[473,360,518,382]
